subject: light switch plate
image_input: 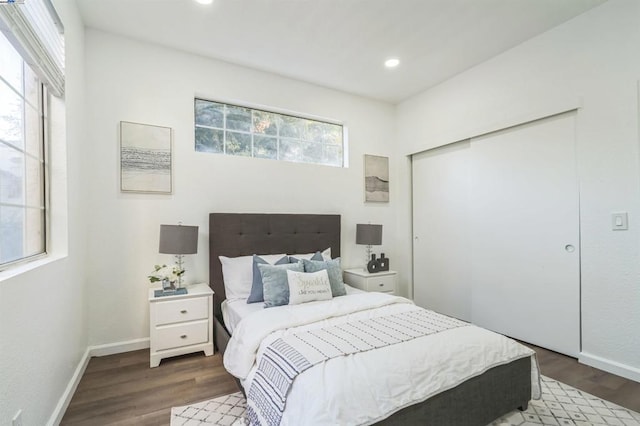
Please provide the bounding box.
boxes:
[612,212,628,230]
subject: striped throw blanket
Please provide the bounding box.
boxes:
[245,308,469,426]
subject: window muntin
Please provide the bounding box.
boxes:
[0,32,46,268]
[194,99,344,167]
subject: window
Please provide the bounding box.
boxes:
[0,32,46,267]
[0,0,64,269]
[194,99,344,167]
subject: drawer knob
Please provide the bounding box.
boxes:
[180,335,187,339]
[379,283,384,287]
[180,310,187,314]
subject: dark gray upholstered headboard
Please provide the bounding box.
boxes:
[209,213,341,322]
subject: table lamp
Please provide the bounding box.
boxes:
[159,223,199,289]
[356,224,382,270]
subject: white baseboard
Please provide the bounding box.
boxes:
[46,338,151,425]
[579,351,640,383]
[46,347,91,426]
[89,337,150,357]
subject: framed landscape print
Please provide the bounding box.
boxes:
[120,121,172,194]
[364,154,389,202]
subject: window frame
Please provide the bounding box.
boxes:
[194,97,347,167]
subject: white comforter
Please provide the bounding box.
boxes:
[224,292,539,426]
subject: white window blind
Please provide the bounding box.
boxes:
[0,0,64,96]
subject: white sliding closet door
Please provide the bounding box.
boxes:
[412,112,580,357]
[413,141,472,322]
[469,112,579,356]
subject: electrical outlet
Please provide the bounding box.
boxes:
[12,409,23,426]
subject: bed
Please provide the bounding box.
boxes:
[209,213,538,425]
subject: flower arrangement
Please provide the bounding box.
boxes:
[148,264,184,284]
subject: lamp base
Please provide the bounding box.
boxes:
[154,287,188,298]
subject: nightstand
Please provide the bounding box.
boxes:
[148,283,214,368]
[343,269,397,295]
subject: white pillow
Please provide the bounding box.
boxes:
[289,247,332,261]
[219,254,286,301]
[287,269,333,305]
[322,247,331,260]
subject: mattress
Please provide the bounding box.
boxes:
[221,298,264,335]
[224,291,540,425]
[221,284,364,334]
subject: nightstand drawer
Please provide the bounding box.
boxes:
[343,269,397,295]
[155,321,209,351]
[365,275,395,292]
[155,297,208,325]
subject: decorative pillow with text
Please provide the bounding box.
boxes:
[287,269,333,305]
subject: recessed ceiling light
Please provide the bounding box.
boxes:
[195,0,213,4]
[384,58,400,68]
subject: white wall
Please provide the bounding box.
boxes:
[0,0,88,425]
[397,0,640,380]
[83,30,398,346]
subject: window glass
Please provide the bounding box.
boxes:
[324,145,343,167]
[195,127,223,153]
[25,103,41,157]
[0,35,22,92]
[25,156,43,206]
[0,206,24,264]
[254,136,277,159]
[194,99,223,128]
[24,65,39,108]
[280,139,302,163]
[0,144,23,204]
[252,111,278,136]
[225,131,251,156]
[279,115,302,139]
[0,81,24,150]
[225,105,251,132]
[194,99,344,167]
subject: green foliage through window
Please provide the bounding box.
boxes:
[194,99,344,167]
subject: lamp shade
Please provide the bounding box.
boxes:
[159,224,199,254]
[356,224,382,246]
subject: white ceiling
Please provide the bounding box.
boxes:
[75,0,606,104]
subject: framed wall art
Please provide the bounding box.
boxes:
[364,154,389,202]
[120,121,172,194]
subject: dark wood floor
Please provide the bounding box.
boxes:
[60,350,239,425]
[523,343,640,412]
[61,346,640,425]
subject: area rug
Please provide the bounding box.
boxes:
[170,375,640,426]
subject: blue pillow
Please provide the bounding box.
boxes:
[259,261,304,308]
[302,257,347,297]
[288,251,324,263]
[247,254,289,304]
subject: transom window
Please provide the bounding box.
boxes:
[0,33,46,267]
[194,99,344,167]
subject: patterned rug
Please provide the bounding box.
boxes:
[170,376,640,426]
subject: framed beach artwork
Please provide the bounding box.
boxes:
[120,121,172,194]
[364,154,389,202]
